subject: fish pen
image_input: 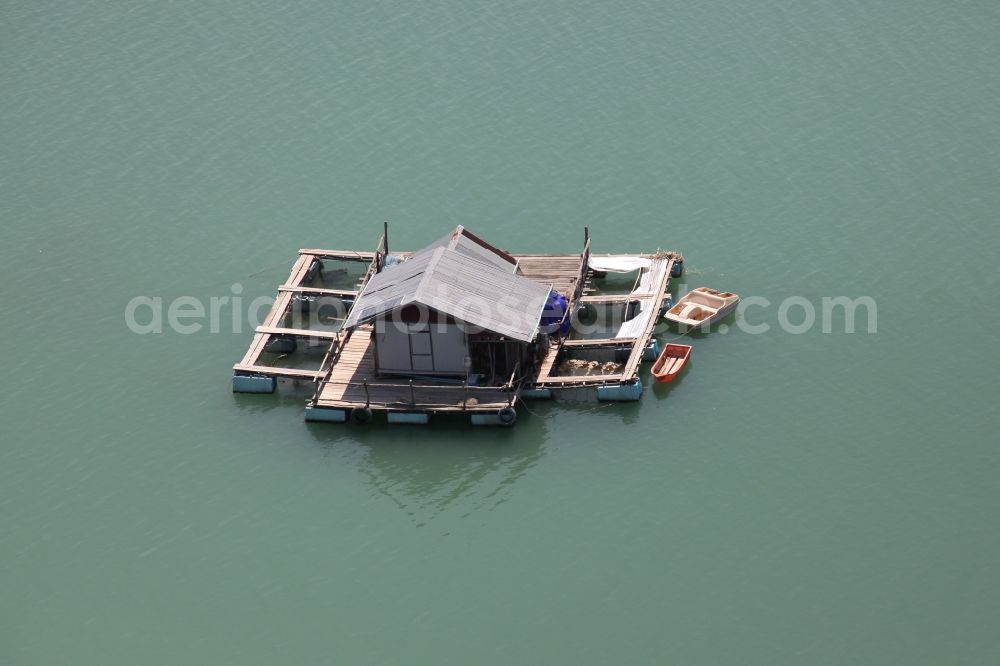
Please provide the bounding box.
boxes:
[233,225,682,425]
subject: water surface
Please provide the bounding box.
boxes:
[2,1,999,664]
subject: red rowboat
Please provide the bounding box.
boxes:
[651,343,692,383]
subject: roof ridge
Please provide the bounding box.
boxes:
[449,225,466,250]
[344,241,549,341]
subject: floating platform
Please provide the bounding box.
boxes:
[233,229,681,426]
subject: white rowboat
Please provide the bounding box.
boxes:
[662,287,740,328]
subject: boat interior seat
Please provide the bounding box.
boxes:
[682,304,716,321]
[692,290,726,307]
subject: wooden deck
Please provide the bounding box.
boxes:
[514,254,585,298]
[311,328,517,412]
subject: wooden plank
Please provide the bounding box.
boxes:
[260,292,293,328]
[299,249,376,261]
[233,364,324,380]
[286,253,318,289]
[256,326,340,340]
[238,332,269,368]
[277,285,358,297]
[314,386,514,411]
[620,258,673,379]
[560,338,637,348]
[578,294,643,303]
[537,347,558,378]
[533,374,623,386]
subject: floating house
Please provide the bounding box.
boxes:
[343,228,551,382]
[233,225,682,426]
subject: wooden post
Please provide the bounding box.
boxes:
[409,379,415,406]
[383,220,389,256]
[462,379,468,410]
[584,226,589,248]
[363,379,370,408]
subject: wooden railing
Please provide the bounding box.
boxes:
[313,375,526,410]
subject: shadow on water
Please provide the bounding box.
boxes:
[298,395,645,523]
[649,362,691,400]
[234,382,545,520]
[303,410,547,523]
[521,392,643,426]
[234,379,645,522]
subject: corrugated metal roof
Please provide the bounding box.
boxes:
[421,225,518,273]
[344,232,551,341]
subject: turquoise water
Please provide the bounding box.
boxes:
[3,1,999,663]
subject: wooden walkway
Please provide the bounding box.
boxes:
[620,257,673,378]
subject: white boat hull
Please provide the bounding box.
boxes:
[662,287,740,328]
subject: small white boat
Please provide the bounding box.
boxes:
[662,287,740,328]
